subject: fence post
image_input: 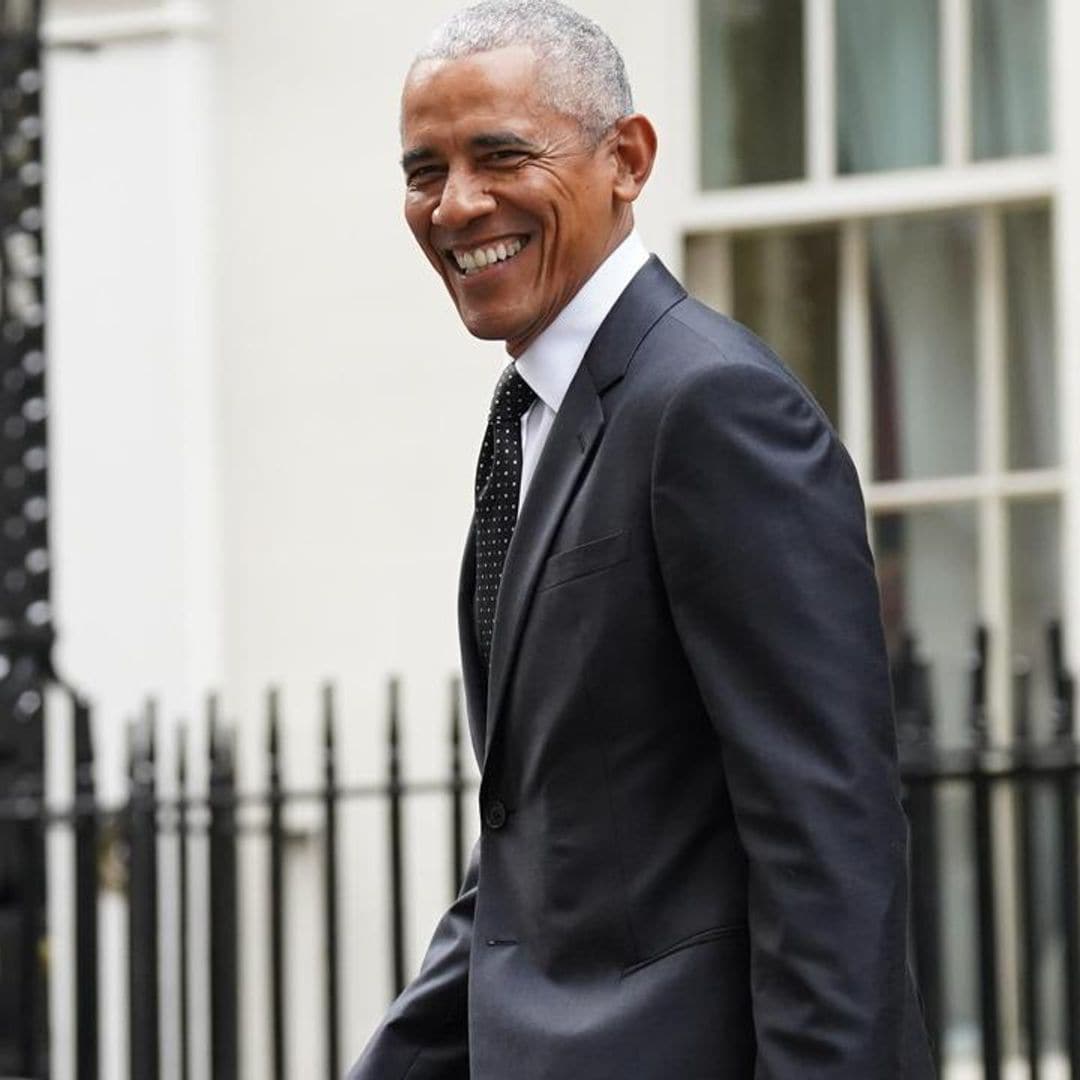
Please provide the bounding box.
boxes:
[176,726,190,1080]
[969,626,1001,1080]
[322,683,340,1080]
[267,688,286,1080]
[449,677,465,897]
[18,770,46,1079]
[387,677,407,997]
[73,695,98,1080]
[893,634,942,1060]
[127,706,160,1080]
[1049,622,1079,1077]
[1013,664,1041,1080]
[208,697,239,1080]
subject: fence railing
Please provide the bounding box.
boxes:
[896,623,1079,1080]
[1,677,478,1080]
[0,624,1077,1080]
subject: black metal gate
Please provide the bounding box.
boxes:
[0,625,1076,1078]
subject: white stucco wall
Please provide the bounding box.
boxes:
[44,5,221,1074]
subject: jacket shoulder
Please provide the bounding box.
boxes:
[635,295,835,436]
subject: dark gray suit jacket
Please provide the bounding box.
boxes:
[350,258,935,1079]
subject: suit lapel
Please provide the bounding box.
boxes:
[481,256,687,763]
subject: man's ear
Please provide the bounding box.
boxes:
[611,114,657,203]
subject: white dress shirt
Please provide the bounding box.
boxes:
[514,230,650,510]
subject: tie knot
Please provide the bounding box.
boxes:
[490,365,536,422]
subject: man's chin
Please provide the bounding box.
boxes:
[463,322,509,342]
[456,309,527,346]
[452,300,551,354]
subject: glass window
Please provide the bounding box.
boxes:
[731,228,839,424]
[836,0,940,173]
[874,504,980,747]
[870,213,978,481]
[684,233,733,315]
[699,0,804,188]
[972,0,1050,160]
[1005,207,1057,470]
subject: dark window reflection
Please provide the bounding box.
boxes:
[870,214,978,482]
[699,0,805,188]
[731,227,839,425]
[973,0,1050,160]
[1005,207,1057,469]
[837,0,940,173]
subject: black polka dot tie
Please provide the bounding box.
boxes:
[474,364,536,664]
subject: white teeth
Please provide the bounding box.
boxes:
[452,237,528,274]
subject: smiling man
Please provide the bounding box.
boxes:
[349,2,934,1078]
[399,38,648,356]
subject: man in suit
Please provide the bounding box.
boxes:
[351,1,934,1076]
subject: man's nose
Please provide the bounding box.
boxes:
[432,168,496,229]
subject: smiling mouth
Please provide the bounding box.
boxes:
[446,236,530,277]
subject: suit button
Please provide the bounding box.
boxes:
[484,799,507,830]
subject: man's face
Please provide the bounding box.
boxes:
[400,45,628,356]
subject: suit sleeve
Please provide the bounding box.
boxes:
[652,358,909,1079]
[348,842,478,1080]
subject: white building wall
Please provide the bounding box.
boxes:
[44,2,220,1075]
[45,1,220,801]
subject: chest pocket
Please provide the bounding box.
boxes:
[537,529,630,591]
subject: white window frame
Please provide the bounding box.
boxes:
[678,0,1080,742]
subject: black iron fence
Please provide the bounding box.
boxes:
[0,678,478,1080]
[897,624,1079,1079]
[0,625,1077,1079]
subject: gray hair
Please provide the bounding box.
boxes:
[414,0,633,139]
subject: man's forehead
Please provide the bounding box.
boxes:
[400,55,555,153]
[401,98,539,152]
[402,45,543,121]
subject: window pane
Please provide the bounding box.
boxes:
[1005,207,1057,469]
[870,214,978,481]
[731,229,839,425]
[1010,498,1062,740]
[874,504,979,747]
[836,0,940,173]
[699,0,804,188]
[684,233,733,314]
[972,0,1050,159]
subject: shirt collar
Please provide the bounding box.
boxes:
[514,230,650,413]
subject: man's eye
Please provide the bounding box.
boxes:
[486,150,526,165]
[406,166,443,186]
